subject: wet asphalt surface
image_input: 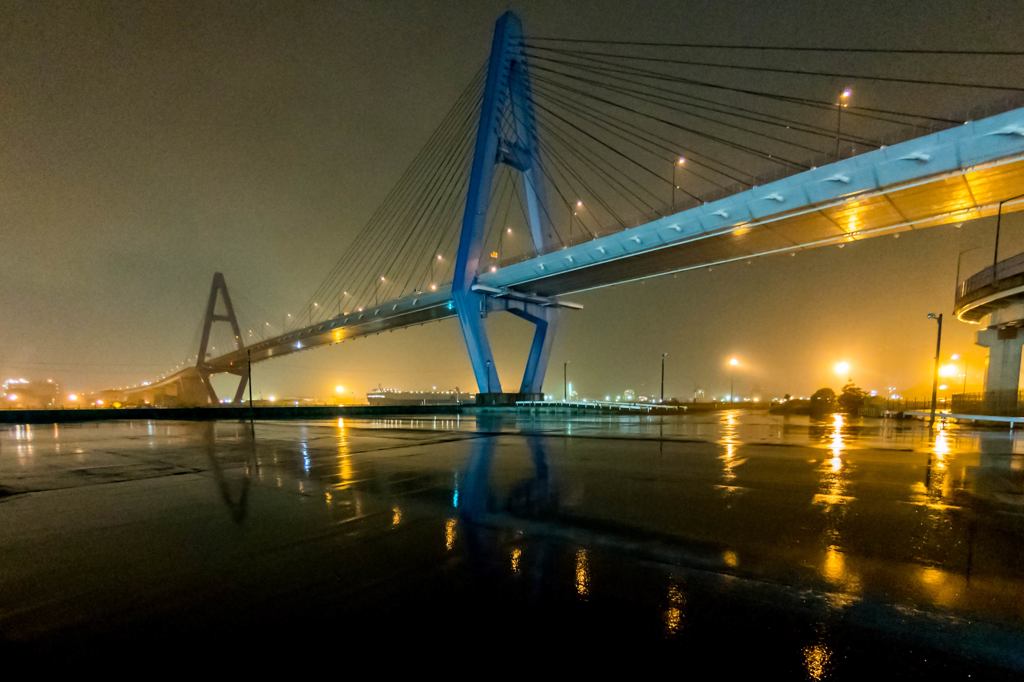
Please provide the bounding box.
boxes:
[1,411,1022,676]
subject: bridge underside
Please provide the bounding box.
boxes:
[220,148,1024,374]
[100,367,212,407]
[512,155,1024,297]
[127,148,1024,406]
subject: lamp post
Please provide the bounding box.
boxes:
[485,359,492,396]
[570,200,583,246]
[992,192,1024,282]
[927,313,943,424]
[835,87,851,160]
[246,348,254,437]
[672,157,685,210]
[955,244,984,304]
[660,352,668,403]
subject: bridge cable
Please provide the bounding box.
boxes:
[525,51,961,126]
[535,112,667,219]
[533,83,754,185]
[524,45,1024,93]
[303,75,482,319]
[520,38,1024,57]
[531,86,737,189]
[531,72,810,169]
[302,67,484,321]
[531,59,882,147]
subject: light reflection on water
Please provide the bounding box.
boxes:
[444,518,457,551]
[575,548,590,599]
[663,581,685,636]
[802,641,832,681]
[814,413,852,507]
[510,547,522,575]
[719,412,737,480]
[4,411,1024,671]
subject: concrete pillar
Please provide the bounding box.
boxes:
[977,326,1024,399]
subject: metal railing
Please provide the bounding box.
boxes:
[515,400,682,413]
[950,391,1024,417]
[957,250,1024,306]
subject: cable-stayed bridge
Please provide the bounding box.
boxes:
[111,11,1024,407]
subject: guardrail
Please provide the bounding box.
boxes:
[515,400,683,413]
[957,251,1024,308]
[950,391,1024,417]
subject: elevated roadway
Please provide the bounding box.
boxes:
[121,105,1024,405]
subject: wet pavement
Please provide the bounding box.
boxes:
[1,411,1023,675]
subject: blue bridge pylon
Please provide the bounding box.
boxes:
[453,11,570,400]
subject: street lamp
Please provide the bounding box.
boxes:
[569,200,584,245]
[991,192,1024,282]
[927,313,944,424]
[955,244,984,304]
[672,157,685,210]
[835,87,852,160]
[660,352,668,403]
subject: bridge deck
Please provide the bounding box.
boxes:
[131,106,1024,396]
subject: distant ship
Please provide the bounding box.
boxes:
[365,386,473,406]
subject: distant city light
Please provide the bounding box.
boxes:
[67,393,78,402]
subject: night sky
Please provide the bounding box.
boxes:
[3,0,1024,402]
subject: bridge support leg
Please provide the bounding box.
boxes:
[978,326,1024,412]
[453,291,503,395]
[231,373,248,404]
[507,304,559,396]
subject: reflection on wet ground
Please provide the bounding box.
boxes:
[1,412,1023,674]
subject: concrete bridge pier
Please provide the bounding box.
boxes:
[958,259,1024,413]
[978,326,1024,392]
